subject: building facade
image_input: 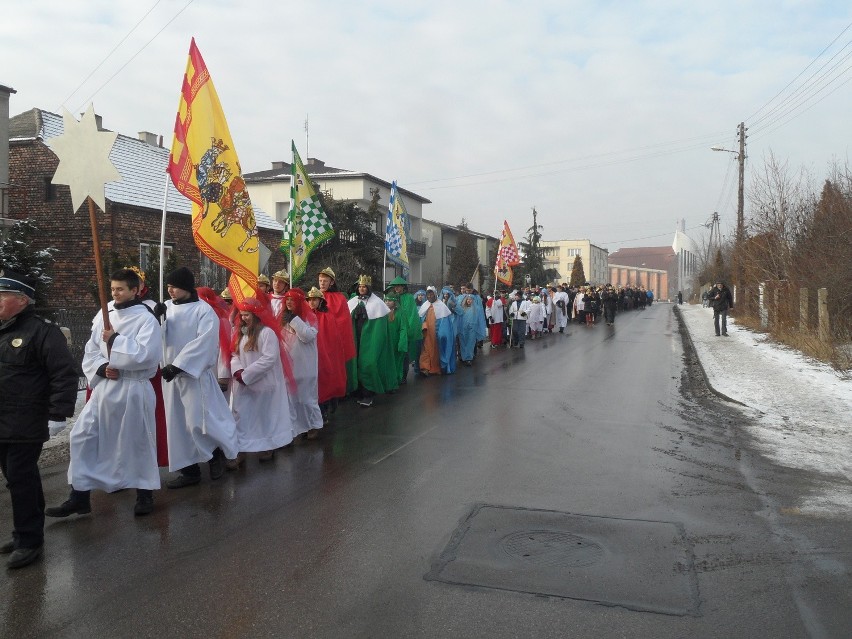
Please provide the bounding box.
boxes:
[244,160,430,285]
[541,239,609,285]
[420,218,499,290]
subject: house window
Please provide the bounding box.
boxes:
[198,253,229,290]
[139,242,174,273]
[445,245,455,265]
[567,248,581,257]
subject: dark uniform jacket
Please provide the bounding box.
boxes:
[710,286,734,312]
[0,307,79,443]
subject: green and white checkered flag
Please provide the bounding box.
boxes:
[281,141,334,284]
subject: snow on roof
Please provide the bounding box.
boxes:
[36,110,281,232]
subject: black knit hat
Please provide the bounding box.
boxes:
[165,266,195,291]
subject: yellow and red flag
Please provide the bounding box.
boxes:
[495,220,520,286]
[168,38,258,303]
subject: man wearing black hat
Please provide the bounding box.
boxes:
[0,269,78,569]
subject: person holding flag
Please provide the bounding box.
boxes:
[384,181,410,287]
[494,220,521,292]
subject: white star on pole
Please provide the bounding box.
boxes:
[50,104,121,213]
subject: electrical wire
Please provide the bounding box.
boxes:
[61,0,163,109]
[73,0,196,113]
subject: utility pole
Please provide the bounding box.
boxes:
[736,121,746,246]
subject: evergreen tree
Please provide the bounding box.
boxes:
[0,219,57,308]
[446,219,481,288]
[569,255,586,286]
[520,207,546,286]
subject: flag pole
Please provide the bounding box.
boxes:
[159,173,170,303]
[87,196,111,330]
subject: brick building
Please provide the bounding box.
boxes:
[4,107,284,310]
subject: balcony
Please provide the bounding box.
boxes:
[407,239,426,257]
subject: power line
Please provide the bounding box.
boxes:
[61,0,164,109]
[745,20,852,124]
[73,0,196,113]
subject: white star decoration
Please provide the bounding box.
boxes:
[50,104,121,213]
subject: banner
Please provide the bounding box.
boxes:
[281,141,334,284]
[168,38,258,303]
[495,220,520,286]
[385,181,410,274]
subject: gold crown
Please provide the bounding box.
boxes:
[357,274,372,286]
[257,274,270,284]
[306,286,324,299]
[125,265,146,282]
[319,267,336,279]
[272,269,290,281]
[220,287,232,300]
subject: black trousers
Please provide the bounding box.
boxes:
[0,442,45,549]
[714,309,728,335]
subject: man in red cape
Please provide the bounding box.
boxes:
[315,268,355,416]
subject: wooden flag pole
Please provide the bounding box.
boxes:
[87,196,111,330]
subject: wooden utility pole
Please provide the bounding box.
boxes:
[736,122,746,245]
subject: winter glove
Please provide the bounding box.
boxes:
[161,364,183,382]
[48,420,67,437]
[233,369,246,385]
[96,363,109,378]
[153,302,168,319]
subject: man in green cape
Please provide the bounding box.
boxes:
[384,276,421,384]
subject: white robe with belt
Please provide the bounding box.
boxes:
[162,299,239,470]
[230,326,294,451]
[69,302,161,491]
[283,316,322,436]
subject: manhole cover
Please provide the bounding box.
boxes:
[426,504,699,616]
[500,530,603,567]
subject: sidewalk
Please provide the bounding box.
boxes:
[676,303,852,516]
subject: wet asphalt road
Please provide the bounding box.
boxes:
[2,303,850,638]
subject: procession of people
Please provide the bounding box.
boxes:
[1,261,660,569]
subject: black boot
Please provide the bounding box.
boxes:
[134,489,154,516]
[46,489,92,518]
[208,448,225,480]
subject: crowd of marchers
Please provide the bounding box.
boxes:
[0,263,657,569]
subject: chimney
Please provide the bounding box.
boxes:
[0,83,16,218]
[82,112,104,130]
[306,158,324,168]
[138,131,158,146]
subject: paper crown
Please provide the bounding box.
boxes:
[220,287,232,300]
[257,274,270,284]
[318,267,336,279]
[306,286,325,299]
[357,274,372,287]
[272,269,290,281]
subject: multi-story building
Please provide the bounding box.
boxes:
[244,159,430,284]
[540,239,609,285]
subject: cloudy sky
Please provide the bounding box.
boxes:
[3,1,851,251]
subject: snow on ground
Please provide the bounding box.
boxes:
[678,303,852,517]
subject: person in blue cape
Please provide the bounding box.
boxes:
[418,286,457,375]
[455,289,487,366]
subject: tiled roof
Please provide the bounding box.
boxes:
[11,108,282,232]
[608,246,675,271]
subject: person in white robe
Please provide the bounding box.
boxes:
[281,288,323,439]
[553,285,570,332]
[229,297,294,463]
[46,269,161,518]
[527,295,545,338]
[160,267,238,489]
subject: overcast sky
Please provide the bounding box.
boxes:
[3,1,851,250]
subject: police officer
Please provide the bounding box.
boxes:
[0,269,78,569]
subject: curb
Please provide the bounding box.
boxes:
[672,305,748,408]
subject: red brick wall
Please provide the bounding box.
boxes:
[8,139,285,308]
